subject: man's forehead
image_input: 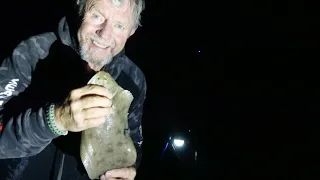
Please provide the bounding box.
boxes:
[88,0,133,12]
[111,0,124,7]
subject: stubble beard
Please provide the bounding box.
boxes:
[78,38,113,71]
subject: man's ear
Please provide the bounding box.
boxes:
[129,28,137,37]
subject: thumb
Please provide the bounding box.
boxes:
[100,175,106,180]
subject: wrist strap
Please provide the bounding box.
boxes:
[46,103,68,136]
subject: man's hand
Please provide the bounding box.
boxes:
[100,167,136,180]
[54,84,114,132]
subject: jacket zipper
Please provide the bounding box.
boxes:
[57,154,65,180]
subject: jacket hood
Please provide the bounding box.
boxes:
[57,16,74,48]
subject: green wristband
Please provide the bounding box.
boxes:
[46,103,68,136]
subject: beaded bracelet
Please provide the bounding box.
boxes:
[46,103,68,136]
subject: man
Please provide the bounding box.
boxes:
[0,0,146,179]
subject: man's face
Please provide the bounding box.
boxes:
[77,0,136,71]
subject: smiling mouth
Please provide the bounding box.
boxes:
[93,40,108,49]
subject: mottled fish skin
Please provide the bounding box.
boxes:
[80,71,137,179]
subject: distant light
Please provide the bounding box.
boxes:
[198,50,201,53]
[173,139,185,147]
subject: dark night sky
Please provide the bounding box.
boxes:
[1,0,320,179]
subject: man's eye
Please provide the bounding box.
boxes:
[92,13,99,19]
[91,13,104,24]
[115,24,124,30]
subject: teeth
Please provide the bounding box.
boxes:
[93,41,107,48]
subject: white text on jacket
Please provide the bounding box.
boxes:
[0,79,19,106]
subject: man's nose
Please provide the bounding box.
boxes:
[96,24,112,40]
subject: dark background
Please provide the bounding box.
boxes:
[1,0,320,179]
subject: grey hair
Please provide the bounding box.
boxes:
[77,0,145,29]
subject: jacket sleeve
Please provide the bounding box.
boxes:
[128,79,146,169]
[0,33,59,159]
